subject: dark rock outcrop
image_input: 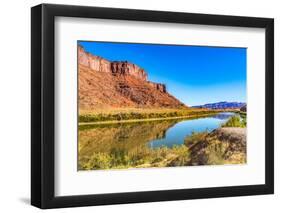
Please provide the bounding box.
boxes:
[148,82,166,93]
[111,61,147,81]
[240,105,247,112]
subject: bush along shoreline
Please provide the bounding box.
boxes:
[79,109,222,123]
[221,115,246,128]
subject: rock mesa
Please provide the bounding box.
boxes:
[78,45,186,110]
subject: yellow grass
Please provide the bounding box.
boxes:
[79,107,224,123]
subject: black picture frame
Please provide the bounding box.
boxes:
[31,3,274,209]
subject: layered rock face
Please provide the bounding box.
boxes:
[78,46,111,73]
[78,46,147,81]
[148,82,166,93]
[78,46,186,110]
[111,61,147,81]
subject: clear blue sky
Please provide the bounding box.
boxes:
[79,41,246,106]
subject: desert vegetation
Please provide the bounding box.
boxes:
[79,108,222,124]
[185,128,246,165]
[79,145,190,170]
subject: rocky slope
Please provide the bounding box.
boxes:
[78,46,186,110]
[187,127,246,165]
[240,104,247,112]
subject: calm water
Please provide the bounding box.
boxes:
[79,112,235,155]
[148,112,235,148]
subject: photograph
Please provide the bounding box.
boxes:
[78,41,247,171]
[30,3,274,209]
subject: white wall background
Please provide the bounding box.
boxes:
[0,0,279,212]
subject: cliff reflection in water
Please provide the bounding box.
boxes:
[79,120,177,157]
[211,112,236,120]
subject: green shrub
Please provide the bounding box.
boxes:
[79,145,190,170]
[79,109,221,123]
[221,115,246,128]
[184,131,208,147]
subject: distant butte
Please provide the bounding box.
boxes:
[78,45,187,110]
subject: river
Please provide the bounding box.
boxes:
[79,112,235,156]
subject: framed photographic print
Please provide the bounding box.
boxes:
[31,3,274,209]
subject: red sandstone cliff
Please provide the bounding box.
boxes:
[78,46,187,110]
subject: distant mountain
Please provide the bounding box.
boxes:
[192,102,246,110]
[78,46,187,110]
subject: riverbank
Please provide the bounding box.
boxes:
[79,108,223,124]
[186,127,246,165]
[79,112,222,126]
